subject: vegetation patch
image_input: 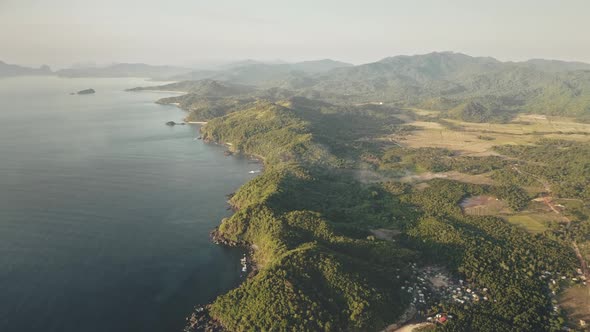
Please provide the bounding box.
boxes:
[505,214,549,234]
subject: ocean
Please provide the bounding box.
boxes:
[0,76,256,332]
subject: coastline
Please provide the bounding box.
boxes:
[182,124,263,331]
[183,226,259,331]
[133,87,259,331]
[160,99,208,125]
[182,173,261,332]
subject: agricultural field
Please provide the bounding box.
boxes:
[391,114,590,156]
[399,171,494,186]
[460,196,557,234]
[461,195,510,216]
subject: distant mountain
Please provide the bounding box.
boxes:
[290,59,353,73]
[170,69,222,81]
[518,59,590,72]
[127,52,590,121]
[128,79,257,96]
[306,52,590,119]
[217,59,288,70]
[0,61,52,77]
[170,59,352,85]
[56,63,193,80]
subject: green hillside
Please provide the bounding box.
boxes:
[186,96,584,331]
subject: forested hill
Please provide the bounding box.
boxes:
[169,59,353,83]
[127,79,257,96]
[135,52,590,121]
[185,98,583,332]
[309,52,590,120]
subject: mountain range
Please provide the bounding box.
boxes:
[127,52,590,122]
[5,53,590,121]
[0,61,52,77]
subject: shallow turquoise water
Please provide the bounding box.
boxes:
[0,76,256,332]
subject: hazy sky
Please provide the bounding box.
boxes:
[1,0,590,68]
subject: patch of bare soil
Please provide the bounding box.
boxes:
[370,228,401,241]
[400,171,494,186]
[460,195,509,215]
[391,322,434,332]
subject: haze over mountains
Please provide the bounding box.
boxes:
[4,52,590,121]
[0,58,353,79]
[0,61,53,77]
[55,63,194,80]
[124,52,590,122]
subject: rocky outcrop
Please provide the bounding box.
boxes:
[184,305,224,332]
[210,228,240,246]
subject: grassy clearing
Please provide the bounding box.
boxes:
[404,108,440,117]
[505,214,549,234]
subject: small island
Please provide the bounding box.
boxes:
[165,121,186,126]
[76,88,95,95]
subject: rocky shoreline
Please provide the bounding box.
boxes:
[182,134,262,331]
[184,305,224,332]
[183,229,259,332]
[210,227,259,277]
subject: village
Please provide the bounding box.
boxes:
[394,263,588,331]
[393,263,491,327]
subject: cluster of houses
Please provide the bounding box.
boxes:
[240,254,248,273]
[543,268,587,297]
[407,264,491,308]
[396,263,497,327]
[426,313,453,324]
[540,268,589,330]
[398,263,588,330]
[398,263,436,312]
[448,282,490,305]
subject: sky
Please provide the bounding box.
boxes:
[1,0,590,68]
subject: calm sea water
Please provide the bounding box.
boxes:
[0,76,256,332]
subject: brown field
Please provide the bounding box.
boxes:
[460,196,561,234]
[460,195,510,215]
[579,241,590,273]
[559,285,590,329]
[391,323,435,332]
[388,115,590,156]
[400,171,494,185]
